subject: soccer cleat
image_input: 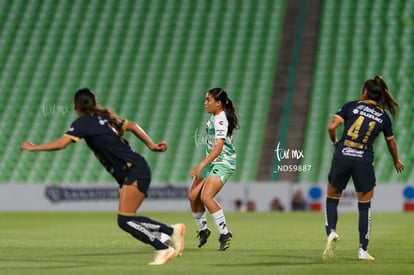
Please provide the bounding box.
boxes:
[171,223,185,257]
[322,232,340,260]
[358,248,375,260]
[197,228,211,248]
[218,232,232,251]
[148,247,176,265]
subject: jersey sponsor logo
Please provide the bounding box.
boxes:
[68,127,75,132]
[216,129,226,137]
[341,147,364,158]
[354,105,383,123]
[350,106,364,117]
[362,105,383,117]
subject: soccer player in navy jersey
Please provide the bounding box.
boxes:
[322,76,404,261]
[21,88,185,265]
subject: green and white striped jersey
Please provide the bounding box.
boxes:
[205,111,237,170]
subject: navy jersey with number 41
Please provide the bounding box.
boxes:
[333,100,394,163]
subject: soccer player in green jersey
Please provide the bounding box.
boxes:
[189,88,239,251]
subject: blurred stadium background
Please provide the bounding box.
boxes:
[0,0,413,190]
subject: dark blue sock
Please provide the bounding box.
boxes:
[134,216,174,235]
[358,201,371,250]
[117,214,168,250]
[325,197,339,235]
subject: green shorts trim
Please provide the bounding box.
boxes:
[200,163,234,184]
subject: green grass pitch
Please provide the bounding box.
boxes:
[0,211,412,274]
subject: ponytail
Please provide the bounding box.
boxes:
[208,88,240,136]
[74,88,125,135]
[363,76,399,117]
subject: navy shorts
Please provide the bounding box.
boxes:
[328,158,376,193]
[122,165,151,197]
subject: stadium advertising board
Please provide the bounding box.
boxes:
[0,183,412,212]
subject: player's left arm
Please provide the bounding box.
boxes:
[385,137,405,173]
[20,135,72,152]
[124,120,167,152]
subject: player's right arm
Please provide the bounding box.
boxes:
[20,136,72,152]
[190,138,224,178]
[327,115,343,146]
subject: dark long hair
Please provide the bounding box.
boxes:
[363,76,399,117]
[208,88,239,136]
[74,88,125,135]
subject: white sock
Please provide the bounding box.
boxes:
[192,212,208,230]
[211,209,229,235]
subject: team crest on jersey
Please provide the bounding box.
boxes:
[98,116,108,125]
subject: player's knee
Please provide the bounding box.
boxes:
[200,192,213,205]
[358,201,371,210]
[117,214,131,232]
[188,190,198,202]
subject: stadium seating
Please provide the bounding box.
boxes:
[2,0,412,185]
[0,0,285,184]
